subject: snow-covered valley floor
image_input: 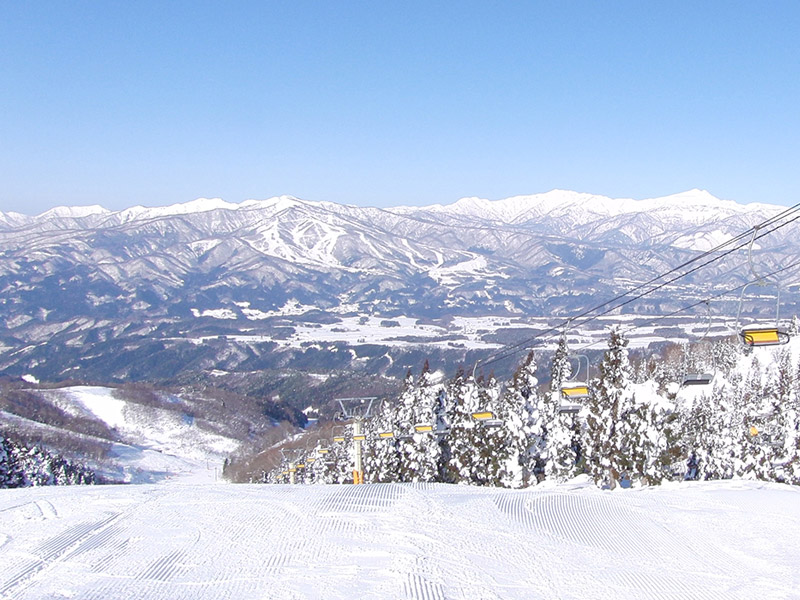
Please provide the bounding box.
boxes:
[1,478,798,600]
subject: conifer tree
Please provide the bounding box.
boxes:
[403,361,444,482]
[502,351,539,487]
[0,438,13,488]
[441,367,476,484]
[326,426,354,484]
[550,335,571,393]
[470,373,509,486]
[367,398,405,483]
[623,381,670,485]
[712,374,742,479]
[681,389,715,480]
[582,327,633,488]
[445,367,501,485]
[769,349,797,483]
[544,338,582,482]
[0,436,96,488]
[736,356,773,480]
[304,442,326,483]
[392,369,422,482]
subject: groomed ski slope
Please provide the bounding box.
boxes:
[1,479,799,600]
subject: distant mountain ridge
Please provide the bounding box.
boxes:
[0,189,797,386]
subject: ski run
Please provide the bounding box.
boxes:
[1,478,798,599]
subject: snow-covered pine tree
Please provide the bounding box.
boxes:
[551,335,571,392]
[368,396,406,483]
[403,361,445,482]
[680,387,715,480]
[327,426,355,484]
[788,315,800,336]
[14,446,51,486]
[582,327,634,488]
[790,353,800,484]
[0,437,13,488]
[735,355,773,480]
[298,451,315,484]
[440,367,474,484]
[769,349,798,483]
[712,339,740,379]
[0,437,96,488]
[262,461,281,484]
[468,373,510,486]
[445,367,501,485]
[391,369,421,482]
[622,380,672,485]
[435,386,455,482]
[308,441,333,484]
[709,373,742,480]
[544,338,582,482]
[496,352,539,487]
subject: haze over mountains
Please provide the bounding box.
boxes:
[1,189,798,394]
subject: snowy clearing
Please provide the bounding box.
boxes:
[1,479,798,599]
[34,386,240,484]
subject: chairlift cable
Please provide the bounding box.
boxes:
[483,218,794,368]
[475,205,800,371]
[572,255,800,353]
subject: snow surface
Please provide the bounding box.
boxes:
[1,478,798,599]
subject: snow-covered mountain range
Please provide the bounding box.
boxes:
[1,189,798,387]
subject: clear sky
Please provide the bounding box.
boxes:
[2,1,800,214]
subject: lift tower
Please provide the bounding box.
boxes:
[336,397,377,484]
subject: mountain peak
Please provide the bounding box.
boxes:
[36,204,110,219]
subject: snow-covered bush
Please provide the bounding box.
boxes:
[0,435,97,488]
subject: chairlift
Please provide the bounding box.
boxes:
[331,425,346,444]
[682,373,714,386]
[390,421,414,441]
[470,411,502,427]
[748,424,782,448]
[464,360,506,427]
[412,422,451,436]
[377,430,395,439]
[680,301,715,387]
[560,355,590,414]
[471,410,495,421]
[739,323,790,347]
[735,229,791,348]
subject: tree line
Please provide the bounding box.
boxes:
[263,327,800,488]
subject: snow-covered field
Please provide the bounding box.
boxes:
[1,478,798,599]
[23,386,239,484]
[180,312,728,353]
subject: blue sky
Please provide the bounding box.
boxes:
[2,2,799,214]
